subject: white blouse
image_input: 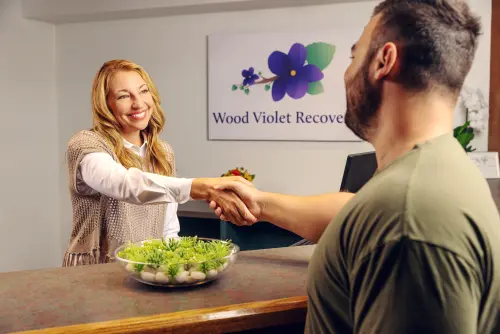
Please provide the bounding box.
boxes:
[76,138,193,239]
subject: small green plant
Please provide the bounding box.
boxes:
[453,121,475,152]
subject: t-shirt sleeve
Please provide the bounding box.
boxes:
[351,237,482,334]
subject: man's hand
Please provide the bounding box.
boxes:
[190,176,257,226]
[210,189,258,226]
[208,180,263,225]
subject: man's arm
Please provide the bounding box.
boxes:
[211,181,354,242]
[257,192,354,242]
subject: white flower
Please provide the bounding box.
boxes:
[478,106,489,118]
[461,86,474,99]
[470,119,487,132]
[477,89,488,109]
[461,86,488,112]
[468,112,480,121]
[464,93,481,111]
[459,86,489,134]
[469,107,488,133]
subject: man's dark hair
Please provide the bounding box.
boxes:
[371,0,482,94]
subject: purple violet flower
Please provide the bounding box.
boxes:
[242,67,259,86]
[268,43,324,101]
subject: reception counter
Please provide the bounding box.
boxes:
[5,180,500,333]
[1,245,314,333]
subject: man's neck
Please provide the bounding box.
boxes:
[370,90,455,170]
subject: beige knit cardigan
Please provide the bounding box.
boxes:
[63,130,175,267]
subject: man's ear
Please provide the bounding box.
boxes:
[372,42,398,82]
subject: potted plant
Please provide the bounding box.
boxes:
[453,86,488,152]
[454,121,475,152]
[221,167,255,182]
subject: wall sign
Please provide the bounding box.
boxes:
[208,31,363,141]
[468,152,500,179]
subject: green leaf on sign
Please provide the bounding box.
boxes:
[265,84,271,91]
[239,85,244,90]
[258,71,262,75]
[307,81,324,95]
[232,84,237,91]
[306,42,336,71]
[244,88,250,95]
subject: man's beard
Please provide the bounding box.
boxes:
[344,61,381,141]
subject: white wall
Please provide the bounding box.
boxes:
[0,0,490,273]
[55,0,492,253]
[0,0,60,272]
[55,2,375,251]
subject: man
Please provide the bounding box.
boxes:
[211,0,500,333]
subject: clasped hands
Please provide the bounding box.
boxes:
[192,176,262,226]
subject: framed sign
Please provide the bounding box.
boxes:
[468,152,500,179]
[208,31,363,141]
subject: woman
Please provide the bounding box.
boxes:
[64,59,255,267]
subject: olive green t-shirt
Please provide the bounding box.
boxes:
[306,133,500,333]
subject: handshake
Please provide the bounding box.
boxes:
[190,175,354,242]
[190,176,263,226]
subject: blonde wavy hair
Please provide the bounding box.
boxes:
[91,59,173,176]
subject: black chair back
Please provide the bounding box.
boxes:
[340,152,378,193]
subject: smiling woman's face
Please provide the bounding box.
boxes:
[106,70,153,136]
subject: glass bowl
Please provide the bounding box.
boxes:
[114,237,240,287]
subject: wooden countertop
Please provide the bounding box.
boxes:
[1,245,315,333]
[17,296,308,334]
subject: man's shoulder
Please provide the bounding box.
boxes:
[335,152,498,258]
[342,176,498,271]
[349,170,411,217]
[353,135,494,223]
